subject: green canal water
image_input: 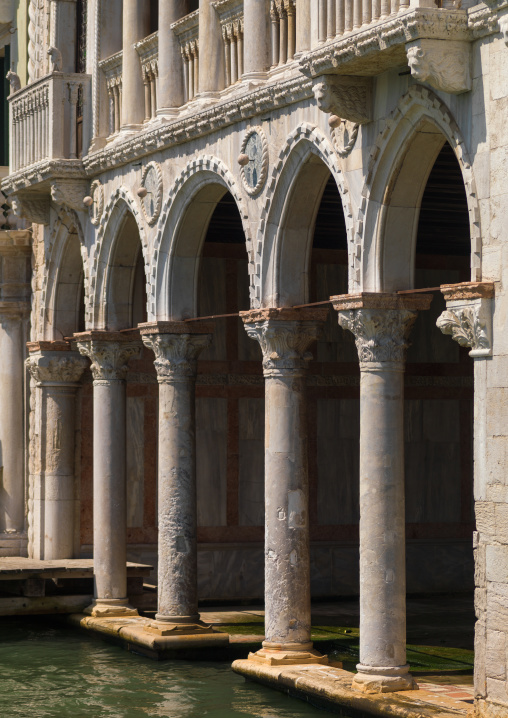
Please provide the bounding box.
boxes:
[0,619,327,718]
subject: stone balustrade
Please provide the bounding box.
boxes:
[316,0,409,43]
[9,72,91,172]
[99,51,123,137]
[213,0,244,87]
[271,0,296,67]
[172,10,200,103]
[135,32,159,122]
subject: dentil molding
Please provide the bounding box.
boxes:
[406,39,471,95]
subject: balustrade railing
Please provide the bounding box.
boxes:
[135,32,159,122]
[9,73,91,173]
[172,10,200,103]
[99,51,123,137]
[270,0,296,68]
[213,0,244,87]
[317,0,409,42]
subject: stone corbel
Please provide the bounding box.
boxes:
[498,11,508,47]
[406,39,471,95]
[312,76,373,125]
[10,194,50,226]
[436,282,494,358]
[51,180,90,213]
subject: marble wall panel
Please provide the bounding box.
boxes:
[238,397,265,526]
[198,257,227,360]
[196,397,228,526]
[126,396,144,528]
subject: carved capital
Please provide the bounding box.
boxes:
[26,351,88,385]
[312,76,372,125]
[11,194,50,225]
[51,180,90,212]
[75,339,141,381]
[241,308,327,377]
[437,288,493,358]
[141,333,212,381]
[406,39,471,94]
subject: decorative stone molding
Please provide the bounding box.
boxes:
[139,161,163,226]
[26,351,88,385]
[331,293,433,366]
[436,282,494,358]
[74,333,141,381]
[240,308,328,377]
[10,194,50,225]
[406,39,471,95]
[330,119,359,158]
[2,159,86,197]
[312,76,372,125]
[51,180,90,212]
[87,179,104,226]
[140,321,213,381]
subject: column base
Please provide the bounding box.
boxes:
[146,620,216,637]
[352,664,417,694]
[84,598,139,618]
[248,642,328,666]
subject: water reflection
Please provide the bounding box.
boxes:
[0,620,325,718]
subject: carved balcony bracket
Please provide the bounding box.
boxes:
[312,75,373,125]
[10,193,50,226]
[51,180,90,213]
[436,282,494,358]
[406,39,472,95]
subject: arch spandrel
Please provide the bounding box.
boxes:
[257,124,354,309]
[359,86,481,293]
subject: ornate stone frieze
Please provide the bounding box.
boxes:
[26,351,88,385]
[75,338,141,381]
[406,39,471,95]
[10,194,50,225]
[141,332,212,381]
[312,76,372,125]
[436,282,494,358]
[241,308,327,377]
[51,180,90,212]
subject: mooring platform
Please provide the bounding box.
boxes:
[0,558,152,616]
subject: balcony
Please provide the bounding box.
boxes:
[9,72,92,173]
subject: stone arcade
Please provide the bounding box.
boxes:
[0,0,507,714]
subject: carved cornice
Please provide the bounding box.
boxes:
[75,336,141,381]
[437,284,494,358]
[10,194,50,225]
[141,332,212,382]
[26,351,88,385]
[312,76,372,125]
[51,179,89,212]
[1,159,87,197]
[406,39,471,95]
[241,308,327,377]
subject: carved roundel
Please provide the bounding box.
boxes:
[239,127,268,197]
[140,161,163,226]
[330,120,359,159]
[89,179,104,226]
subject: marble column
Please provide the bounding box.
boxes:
[243,0,271,80]
[241,308,328,666]
[158,0,187,114]
[0,304,29,555]
[26,343,87,560]
[140,322,213,629]
[76,332,141,617]
[121,0,151,130]
[332,292,431,693]
[198,0,224,96]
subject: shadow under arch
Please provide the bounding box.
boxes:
[154,163,250,321]
[260,133,351,308]
[360,87,481,293]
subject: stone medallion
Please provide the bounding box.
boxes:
[88,179,104,226]
[140,161,163,226]
[330,118,359,158]
[238,127,268,197]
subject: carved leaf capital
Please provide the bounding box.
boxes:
[26,352,88,384]
[76,341,141,381]
[338,308,418,365]
[436,300,492,357]
[141,333,212,381]
[244,319,323,377]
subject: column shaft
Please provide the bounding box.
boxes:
[121,0,151,129]
[243,0,271,79]
[158,0,187,112]
[198,0,224,95]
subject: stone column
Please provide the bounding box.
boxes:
[332,292,431,693]
[296,0,311,54]
[121,0,151,130]
[158,0,187,114]
[26,343,87,560]
[241,308,328,666]
[198,0,224,96]
[243,0,271,80]
[0,304,29,555]
[75,332,141,617]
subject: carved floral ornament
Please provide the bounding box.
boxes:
[138,161,163,226]
[26,353,88,385]
[75,340,141,381]
[141,333,212,380]
[337,308,419,365]
[437,298,493,357]
[406,39,472,95]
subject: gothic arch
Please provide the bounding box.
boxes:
[257,123,354,308]
[151,156,252,321]
[89,186,149,330]
[358,85,481,293]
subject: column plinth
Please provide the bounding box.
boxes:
[332,293,431,693]
[241,308,328,666]
[140,321,218,636]
[75,332,141,618]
